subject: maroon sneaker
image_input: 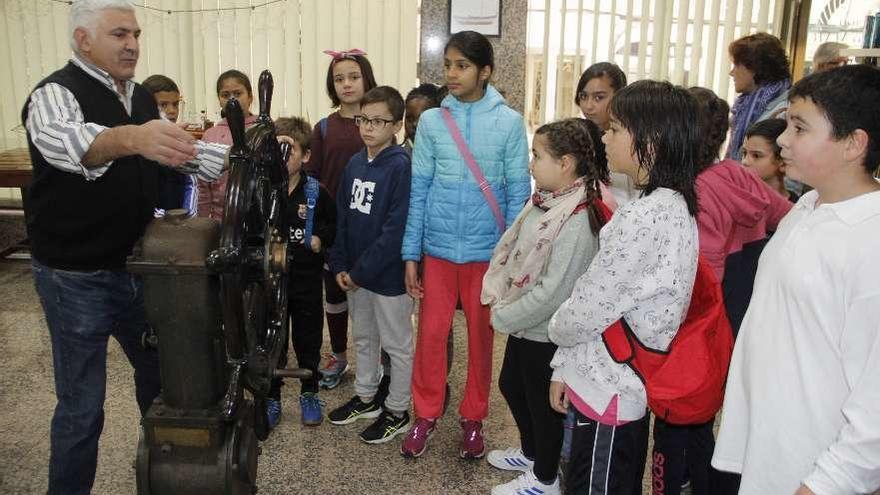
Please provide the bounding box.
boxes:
[459,419,486,459]
[400,417,436,458]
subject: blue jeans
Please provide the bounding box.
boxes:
[32,260,161,495]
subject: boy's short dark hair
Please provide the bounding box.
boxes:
[745,118,787,158]
[790,65,880,173]
[360,86,405,121]
[406,83,442,107]
[142,74,179,95]
[274,117,312,153]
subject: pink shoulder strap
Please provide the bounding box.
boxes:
[440,108,506,233]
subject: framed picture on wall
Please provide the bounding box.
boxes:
[449,0,502,38]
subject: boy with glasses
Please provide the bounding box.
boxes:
[327,86,415,444]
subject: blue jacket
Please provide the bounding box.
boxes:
[329,144,411,296]
[401,85,530,263]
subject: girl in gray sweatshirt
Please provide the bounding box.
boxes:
[481,118,610,495]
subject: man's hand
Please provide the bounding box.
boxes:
[310,235,321,253]
[84,120,199,167]
[405,261,423,299]
[549,380,569,414]
[794,486,815,495]
[131,120,198,166]
[336,272,358,291]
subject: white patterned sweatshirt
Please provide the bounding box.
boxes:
[548,187,699,422]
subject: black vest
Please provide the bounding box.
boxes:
[22,62,162,270]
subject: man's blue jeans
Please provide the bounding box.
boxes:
[32,260,161,495]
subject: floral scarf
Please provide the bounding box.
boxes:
[481,178,588,307]
[727,79,790,161]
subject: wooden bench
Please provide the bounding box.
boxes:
[0,148,31,258]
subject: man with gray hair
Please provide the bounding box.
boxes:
[21,1,228,492]
[812,41,849,73]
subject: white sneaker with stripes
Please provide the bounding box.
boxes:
[490,469,560,495]
[487,447,535,472]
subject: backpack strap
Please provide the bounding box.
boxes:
[602,320,636,364]
[302,176,319,249]
[440,108,506,234]
[319,117,329,139]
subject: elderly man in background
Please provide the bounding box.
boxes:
[812,42,849,73]
[21,0,228,493]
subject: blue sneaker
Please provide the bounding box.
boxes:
[266,398,282,429]
[319,354,349,390]
[299,393,324,426]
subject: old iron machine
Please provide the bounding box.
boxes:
[128,70,308,494]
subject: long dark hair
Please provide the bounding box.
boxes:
[445,30,494,89]
[574,62,627,106]
[325,54,378,107]
[609,80,700,216]
[688,87,731,171]
[216,69,252,97]
[535,118,610,234]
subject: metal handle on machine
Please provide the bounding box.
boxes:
[257,70,273,123]
[222,361,244,420]
[225,98,247,154]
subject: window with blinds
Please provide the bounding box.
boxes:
[0,0,419,149]
[525,0,786,129]
[0,0,419,200]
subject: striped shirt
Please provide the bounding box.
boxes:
[24,54,227,183]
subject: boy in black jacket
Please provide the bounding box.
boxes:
[266,117,336,428]
[327,87,414,444]
[142,74,198,216]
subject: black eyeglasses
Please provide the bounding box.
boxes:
[355,115,395,128]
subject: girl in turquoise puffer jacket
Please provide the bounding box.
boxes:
[400,30,531,460]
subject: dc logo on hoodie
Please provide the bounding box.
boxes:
[350,178,376,214]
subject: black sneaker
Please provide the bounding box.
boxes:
[374,374,391,407]
[328,396,381,425]
[360,410,411,444]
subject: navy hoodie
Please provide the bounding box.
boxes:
[329,145,411,296]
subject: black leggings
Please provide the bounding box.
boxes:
[323,267,348,354]
[498,336,564,482]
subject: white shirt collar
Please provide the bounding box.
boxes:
[71,54,135,114]
[795,189,880,226]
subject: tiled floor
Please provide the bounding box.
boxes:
[0,255,658,494]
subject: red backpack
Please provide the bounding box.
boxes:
[601,256,734,425]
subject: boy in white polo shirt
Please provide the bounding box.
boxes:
[712,65,880,495]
